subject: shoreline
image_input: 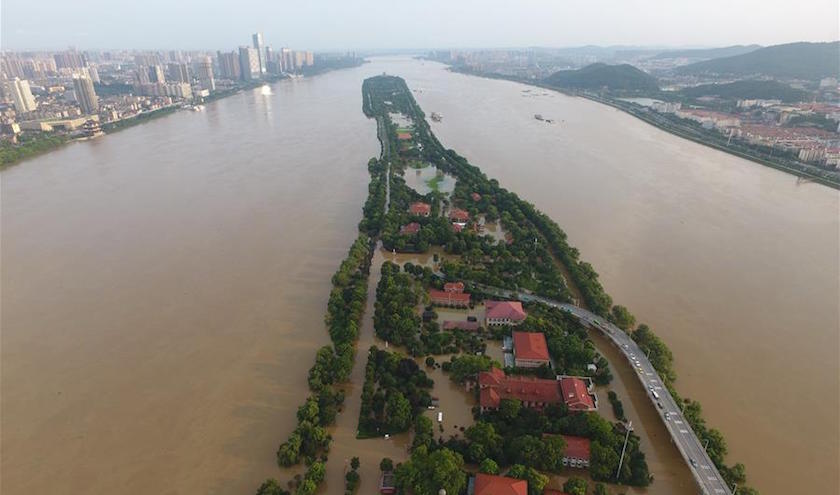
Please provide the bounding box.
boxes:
[0,61,366,171]
[443,65,840,190]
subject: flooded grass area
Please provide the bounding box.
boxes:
[402,164,456,195]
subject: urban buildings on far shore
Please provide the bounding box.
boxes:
[1,32,349,142]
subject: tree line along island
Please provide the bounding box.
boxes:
[253,75,759,495]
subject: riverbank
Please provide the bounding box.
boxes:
[444,65,840,190]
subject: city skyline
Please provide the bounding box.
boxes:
[2,0,838,51]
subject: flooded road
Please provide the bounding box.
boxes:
[2,57,837,495]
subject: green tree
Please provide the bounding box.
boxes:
[594,482,609,495]
[350,457,360,471]
[609,305,635,331]
[255,478,290,495]
[395,446,467,495]
[563,477,588,495]
[385,391,412,432]
[478,458,499,474]
[380,457,394,472]
[507,464,548,495]
[498,398,522,420]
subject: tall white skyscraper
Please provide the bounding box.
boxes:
[2,78,37,113]
[252,32,266,74]
[72,75,99,115]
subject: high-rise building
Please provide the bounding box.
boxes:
[280,48,293,73]
[54,50,86,70]
[305,51,314,66]
[252,32,266,74]
[148,65,166,83]
[87,66,101,84]
[1,55,26,79]
[217,51,241,80]
[196,56,215,92]
[72,75,99,114]
[239,46,259,81]
[2,78,37,113]
[168,62,191,83]
[294,51,305,70]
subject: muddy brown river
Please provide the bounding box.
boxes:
[2,57,837,494]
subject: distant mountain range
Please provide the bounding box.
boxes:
[675,42,840,80]
[679,80,809,102]
[544,63,659,92]
[651,45,761,60]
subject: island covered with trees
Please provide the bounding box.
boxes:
[253,74,758,495]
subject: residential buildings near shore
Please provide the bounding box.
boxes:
[0,33,363,166]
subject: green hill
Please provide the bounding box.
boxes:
[675,41,840,80]
[544,63,659,92]
[652,45,761,60]
[679,80,809,102]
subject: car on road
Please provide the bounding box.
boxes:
[690,459,698,468]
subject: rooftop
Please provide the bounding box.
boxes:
[513,331,550,361]
[486,300,527,321]
[474,473,528,495]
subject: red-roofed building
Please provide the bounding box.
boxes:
[409,202,431,217]
[452,223,465,233]
[400,222,421,235]
[559,376,598,412]
[430,289,471,308]
[513,331,550,368]
[444,282,465,293]
[561,435,591,468]
[471,473,527,495]
[485,301,527,326]
[443,320,481,331]
[471,192,482,201]
[449,208,470,222]
[397,132,412,140]
[478,367,564,412]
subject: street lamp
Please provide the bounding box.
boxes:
[615,421,633,481]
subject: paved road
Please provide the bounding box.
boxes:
[471,283,733,495]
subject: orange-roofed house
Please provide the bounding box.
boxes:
[429,289,471,308]
[409,202,431,217]
[400,222,421,235]
[397,132,412,140]
[478,367,564,412]
[444,281,465,293]
[470,473,527,495]
[513,331,550,368]
[559,376,598,412]
[449,208,470,222]
[471,192,482,201]
[485,300,527,327]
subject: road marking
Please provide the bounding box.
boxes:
[674,420,684,424]
[680,429,689,433]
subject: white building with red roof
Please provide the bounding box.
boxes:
[485,300,527,327]
[429,289,471,308]
[559,376,598,412]
[478,367,564,412]
[512,331,550,368]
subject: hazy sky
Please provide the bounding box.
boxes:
[2,0,838,51]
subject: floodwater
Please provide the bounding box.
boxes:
[2,56,837,495]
